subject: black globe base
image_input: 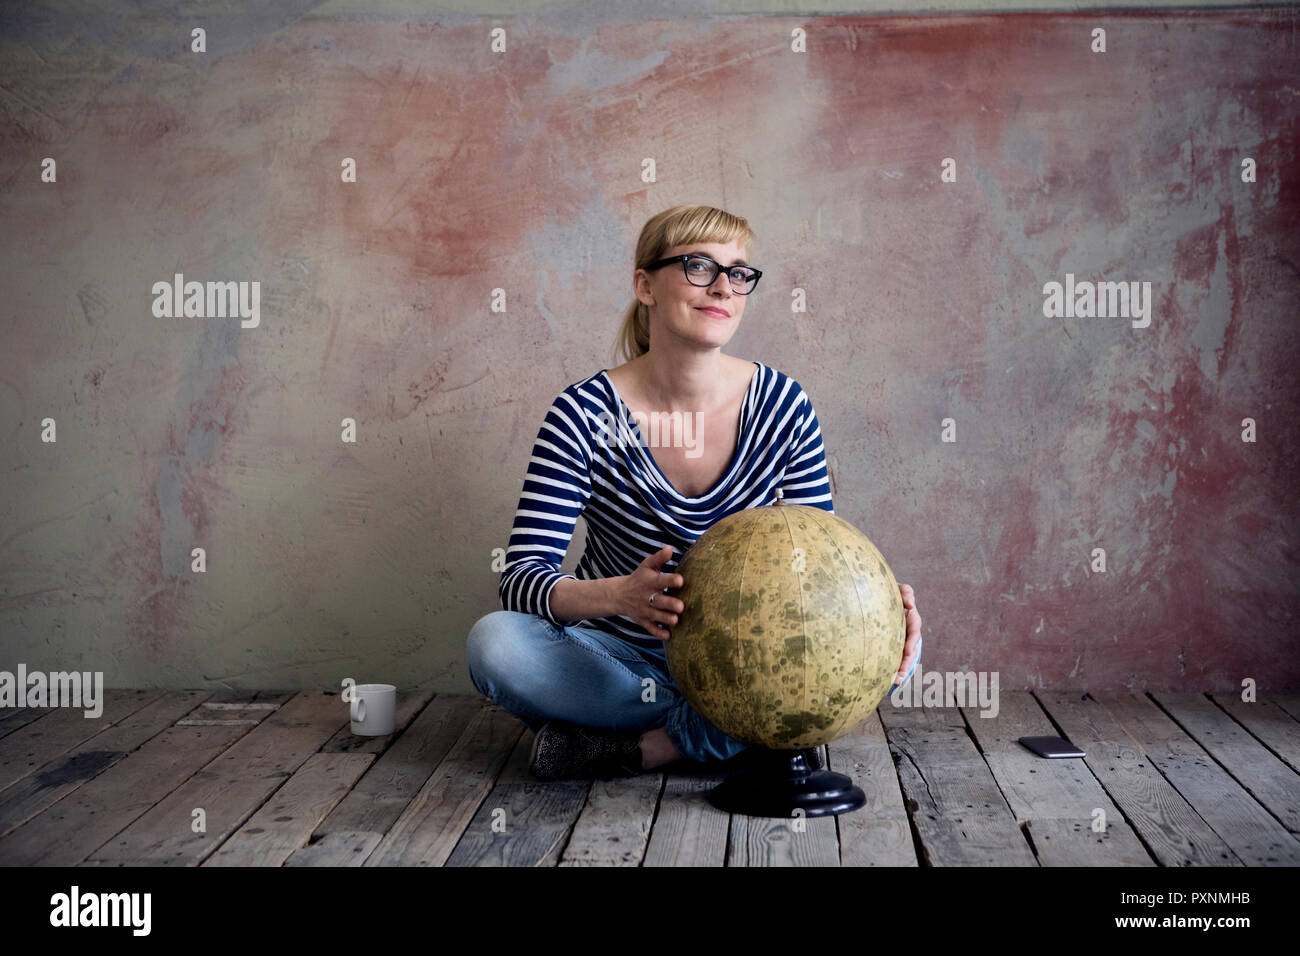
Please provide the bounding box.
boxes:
[706,747,866,818]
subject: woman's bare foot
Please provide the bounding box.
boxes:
[638,726,681,769]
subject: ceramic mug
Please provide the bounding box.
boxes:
[349,683,396,736]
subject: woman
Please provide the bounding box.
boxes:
[466,204,923,781]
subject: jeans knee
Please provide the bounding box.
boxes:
[465,610,516,691]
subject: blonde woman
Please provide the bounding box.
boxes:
[467,204,923,780]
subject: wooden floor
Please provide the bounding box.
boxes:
[0,688,1297,866]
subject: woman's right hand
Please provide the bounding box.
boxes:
[616,546,685,639]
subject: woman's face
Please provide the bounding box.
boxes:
[635,240,750,350]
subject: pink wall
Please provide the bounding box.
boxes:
[1,8,1296,691]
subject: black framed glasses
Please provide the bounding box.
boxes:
[645,254,762,294]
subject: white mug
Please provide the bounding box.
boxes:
[349,683,396,736]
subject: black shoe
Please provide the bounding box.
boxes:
[528,720,646,781]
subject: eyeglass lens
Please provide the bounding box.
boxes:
[684,256,757,292]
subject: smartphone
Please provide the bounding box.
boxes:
[1019,735,1085,758]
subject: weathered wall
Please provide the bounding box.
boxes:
[1,2,1296,693]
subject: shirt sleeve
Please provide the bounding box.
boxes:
[778,390,835,514]
[498,389,594,626]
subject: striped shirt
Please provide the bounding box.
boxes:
[498,360,835,650]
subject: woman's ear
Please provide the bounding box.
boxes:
[633,271,655,308]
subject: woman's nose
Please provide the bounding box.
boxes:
[707,271,733,293]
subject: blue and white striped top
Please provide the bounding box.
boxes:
[498,360,835,650]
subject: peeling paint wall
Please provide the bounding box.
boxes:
[1,2,1297,694]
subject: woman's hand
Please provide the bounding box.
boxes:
[615,546,684,640]
[894,583,922,686]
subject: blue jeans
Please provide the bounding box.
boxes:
[465,609,921,764]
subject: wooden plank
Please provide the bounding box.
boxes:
[0,693,291,866]
[559,765,662,867]
[0,691,209,838]
[726,745,839,866]
[0,708,56,740]
[1093,692,1300,865]
[642,767,730,866]
[1039,691,1241,866]
[1270,694,1300,723]
[444,729,590,866]
[1152,692,1300,833]
[85,692,346,865]
[0,707,32,727]
[284,694,484,866]
[729,811,838,866]
[0,690,162,792]
[964,691,1152,865]
[1206,693,1300,779]
[878,688,1037,865]
[365,702,522,866]
[203,752,374,866]
[831,711,918,866]
[319,690,435,753]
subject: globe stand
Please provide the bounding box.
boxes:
[706,747,866,818]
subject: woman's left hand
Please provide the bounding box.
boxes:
[893,583,922,687]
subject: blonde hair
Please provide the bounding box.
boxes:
[613,204,757,364]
